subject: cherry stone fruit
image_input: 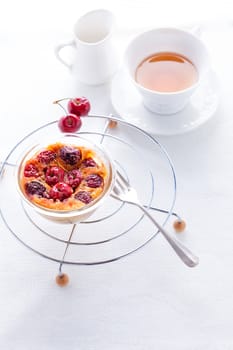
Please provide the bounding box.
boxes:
[67,97,90,117]
[58,114,82,133]
[37,150,56,164]
[49,182,73,201]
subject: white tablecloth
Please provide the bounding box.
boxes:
[1,1,233,349]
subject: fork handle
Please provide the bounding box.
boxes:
[138,204,199,267]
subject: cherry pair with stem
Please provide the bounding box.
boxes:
[54,97,91,133]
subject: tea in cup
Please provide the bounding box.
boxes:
[55,9,119,85]
[124,28,210,114]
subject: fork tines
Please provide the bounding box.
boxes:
[113,170,130,195]
[116,170,130,186]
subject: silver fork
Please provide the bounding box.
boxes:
[111,171,199,267]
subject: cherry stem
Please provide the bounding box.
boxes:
[53,97,70,104]
[53,98,70,115]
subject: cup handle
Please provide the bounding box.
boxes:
[54,40,75,69]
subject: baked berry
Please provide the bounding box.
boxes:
[49,182,73,201]
[65,169,82,188]
[24,163,39,177]
[37,150,56,164]
[45,166,65,186]
[86,174,103,188]
[67,97,90,116]
[25,181,46,196]
[75,191,92,204]
[59,146,81,165]
[58,114,82,133]
[82,157,97,167]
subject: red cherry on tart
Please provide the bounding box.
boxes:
[37,150,57,164]
[74,191,92,204]
[59,145,81,165]
[58,114,82,133]
[67,97,90,117]
[49,182,73,201]
[82,157,97,167]
[85,174,103,188]
[24,163,39,177]
[45,166,65,186]
[65,169,82,188]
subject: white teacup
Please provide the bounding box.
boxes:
[124,27,210,115]
[55,9,119,85]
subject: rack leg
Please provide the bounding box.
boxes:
[55,223,77,287]
[148,205,186,232]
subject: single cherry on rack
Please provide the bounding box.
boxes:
[58,114,82,133]
[68,96,91,116]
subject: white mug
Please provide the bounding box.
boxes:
[124,27,210,115]
[55,9,119,85]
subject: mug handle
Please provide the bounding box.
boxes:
[54,40,75,69]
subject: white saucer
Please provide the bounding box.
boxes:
[111,67,219,136]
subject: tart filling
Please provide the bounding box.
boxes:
[19,142,108,211]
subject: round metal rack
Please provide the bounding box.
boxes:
[0,115,178,277]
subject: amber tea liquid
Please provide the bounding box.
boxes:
[135,52,198,93]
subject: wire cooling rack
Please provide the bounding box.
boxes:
[0,115,178,281]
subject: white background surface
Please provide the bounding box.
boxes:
[1,0,233,349]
